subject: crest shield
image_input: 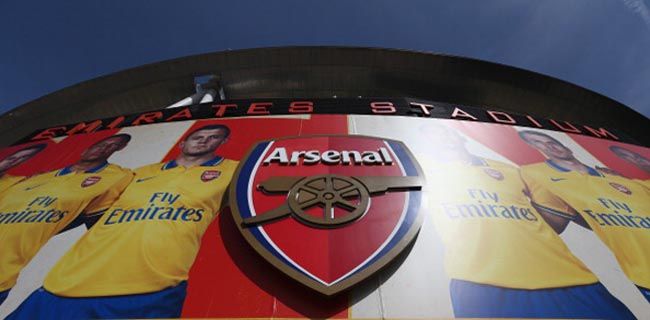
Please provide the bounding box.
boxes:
[81,176,101,188]
[609,182,632,195]
[230,135,424,295]
[201,170,221,182]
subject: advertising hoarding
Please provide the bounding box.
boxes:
[0,113,648,319]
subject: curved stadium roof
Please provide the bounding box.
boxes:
[1,46,647,146]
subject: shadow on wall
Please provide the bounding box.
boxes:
[182,208,416,318]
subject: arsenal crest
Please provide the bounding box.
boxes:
[483,168,504,180]
[81,176,101,188]
[201,170,221,182]
[230,135,424,295]
[609,182,632,195]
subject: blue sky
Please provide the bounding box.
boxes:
[1,0,649,118]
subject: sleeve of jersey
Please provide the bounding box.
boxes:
[519,167,576,221]
[83,169,135,215]
[218,159,239,205]
[637,179,650,191]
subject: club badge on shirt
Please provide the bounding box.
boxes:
[201,170,221,182]
[609,182,632,195]
[82,176,102,188]
[483,168,504,181]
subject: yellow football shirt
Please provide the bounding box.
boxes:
[0,163,133,291]
[0,174,24,194]
[636,179,650,190]
[522,161,650,288]
[427,157,597,289]
[44,156,238,297]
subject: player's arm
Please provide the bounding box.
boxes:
[572,210,591,230]
[59,171,134,233]
[65,170,134,231]
[530,202,574,233]
[221,187,230,208]
[529,204,565,234]
[520,169,577,234]
[527,192,591,232]
[636,179,650,191]
[79,209,107,229]
[218,160,239,213]
[58,209,107,232]
[83,170,133,228]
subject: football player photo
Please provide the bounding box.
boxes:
[0,144,47,194]
[421,124,633,318]
[519,130,650,304]
[7,124,238,319]
[0,134,133,307]
[610,145,650,175]
[609,145,650,189]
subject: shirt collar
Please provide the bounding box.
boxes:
[57,161,109,176]
[162,156,223,170]
[545,160,602,177]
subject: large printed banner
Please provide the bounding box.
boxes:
[0,115,648,319]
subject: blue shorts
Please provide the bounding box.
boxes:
[638,286,650,303]
[0,289,9,306]
[7,282,187,320]
[450,279,634,319]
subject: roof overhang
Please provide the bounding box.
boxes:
[1,46,647,146]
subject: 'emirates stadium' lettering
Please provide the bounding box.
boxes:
[441,189,538,222]
[27,99,624,144]
[0,196,67,224]
[263,147,393,165]
[104,192,204,225]
[584,197,650,229]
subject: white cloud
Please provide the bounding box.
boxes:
[622,0,650,30]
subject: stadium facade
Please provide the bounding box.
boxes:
[0,47,648,319]
[1,47,648,146]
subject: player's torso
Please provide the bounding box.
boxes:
[429,160,549,236]
[635,179,650,190]
[0,170,119,237]
[44,159,238,296]
[427,160,596,289]
[95,161,236,236]
[529,165,650,234]
[0,174,24,194]
[0,166,128,290]
[573,176,649,229]
[526,163,650,287]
